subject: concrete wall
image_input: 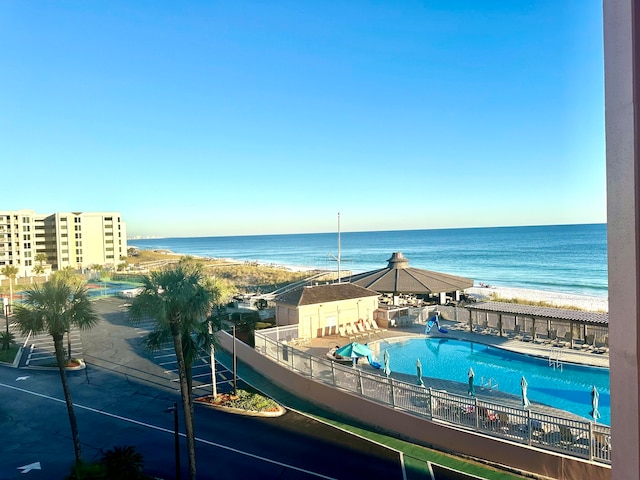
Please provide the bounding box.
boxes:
[218,332,610,480]
[604,1,640,478]
[277,296,379,338]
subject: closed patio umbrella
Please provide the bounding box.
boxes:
[416,358,424,386]
[468,367,475,397]
[591,386,601,422]
[521,376,530,408]
[383,350,391,377]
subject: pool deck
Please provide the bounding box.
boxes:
[294,319,609,423]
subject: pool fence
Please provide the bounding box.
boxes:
[253,324,612,466]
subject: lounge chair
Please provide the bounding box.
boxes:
[345,324,358,337]
[511,325,523,340]
[497,412,511,433]
[369,320,387,332]
[355,322,369,337]
[558,425,576,445]
[339,326,354,340]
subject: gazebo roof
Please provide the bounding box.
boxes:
[345,252,474,295]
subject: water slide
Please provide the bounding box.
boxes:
[425,314,448,334]
[367,355,382,369]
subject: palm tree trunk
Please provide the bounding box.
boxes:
[172,326,197,480]
[53,334,82,463]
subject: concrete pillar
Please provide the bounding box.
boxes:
[604,1,640,477]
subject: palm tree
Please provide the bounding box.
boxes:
[128,264,217,480]
[1,265,19,335]
[13,277,98,464]
[32,264,45,276]
[51,269,84,360]
[35,252,48,267]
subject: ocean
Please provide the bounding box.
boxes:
[128,223,608,299]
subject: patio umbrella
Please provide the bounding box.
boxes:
[590,386,601,422]
[468,367,475,397]
[383,350,391,377]
[335,342,373,366]
[416,358,424,386]
[521,376,530,408]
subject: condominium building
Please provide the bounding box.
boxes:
[0,210,127,277]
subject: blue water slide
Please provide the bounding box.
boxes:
[367,355,382,369]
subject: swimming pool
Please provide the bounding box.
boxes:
[369,337,611,426]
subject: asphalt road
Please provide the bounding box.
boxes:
[0,297,405,480]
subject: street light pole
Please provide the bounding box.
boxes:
[208,318,217,398]
[165,402,180,480]
[232,325,237,395]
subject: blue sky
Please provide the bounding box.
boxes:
[0,1,605,238]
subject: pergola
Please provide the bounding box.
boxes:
[466,301,609,348]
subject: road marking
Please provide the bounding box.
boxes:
[17,461,41,473]
[0,382,336,479]
[16,376,29,381]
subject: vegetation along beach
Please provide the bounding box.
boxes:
[129,223,608,312]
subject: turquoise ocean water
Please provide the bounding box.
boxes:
[128,223,608,298]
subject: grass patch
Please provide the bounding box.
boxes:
[0,344,19,363]
[489,294,585,311]
[126,249,311,293]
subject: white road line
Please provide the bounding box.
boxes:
[153,353,176,359]
[0,382,336,479]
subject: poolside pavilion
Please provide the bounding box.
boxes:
[344,251,474,306]
[463,301,609,351]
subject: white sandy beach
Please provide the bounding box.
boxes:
[466,285,608,313]
[132,247,608,312]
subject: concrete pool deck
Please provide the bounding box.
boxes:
[293,319,609,422]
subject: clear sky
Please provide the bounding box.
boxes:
[0,1,605,238]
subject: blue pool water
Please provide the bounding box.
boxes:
[369,337,611,425]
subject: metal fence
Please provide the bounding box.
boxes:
[254,326,611,465]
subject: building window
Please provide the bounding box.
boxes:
[61,233,68,237]
[74,225,81,231]
[75,233,81,239]
[23,243,30,249]
[62,257,69,261]
[106,255,114,259]
[23,234,30,240]
[74,217,81,223]
[25,260,32,266]
[22,225,30,232]
[76,257,82,263]
[22,217,30,223]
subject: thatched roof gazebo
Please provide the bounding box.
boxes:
[345,252,474,304]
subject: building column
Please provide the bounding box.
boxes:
[605,1,640,477]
